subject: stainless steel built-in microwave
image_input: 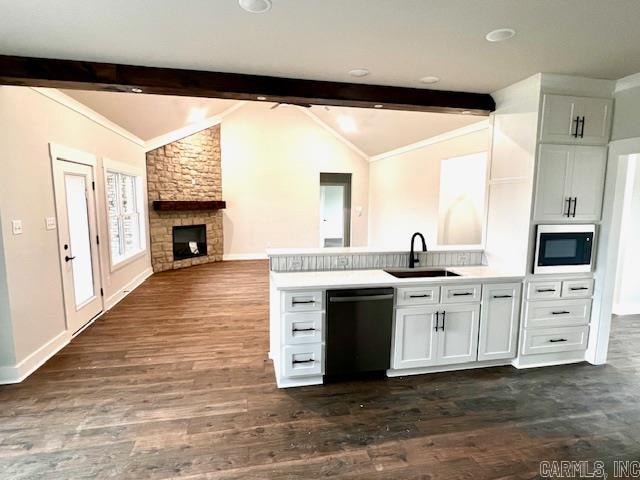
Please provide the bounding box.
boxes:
[534,224,596,274]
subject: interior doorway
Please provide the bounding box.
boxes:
[51,145,103,334]
[320,173,352,248]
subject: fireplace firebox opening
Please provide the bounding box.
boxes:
[172,224,207,261]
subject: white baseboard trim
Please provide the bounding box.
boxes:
[0,330,71,385]
[386,359,512,377]
[511,351,587,369]
[612,303,640,316]
[223,253,268,261]
[105,267,153,310]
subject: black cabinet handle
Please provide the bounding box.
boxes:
[492,294,513,299]
[452,292,473,296]
[442,311,446,331]
[292,359,315,364]
[572,116,580,138]
[579,116,585,138]
[551,311,571,315]
[570,287,589,291]
[292,300,316,305]
[572,197,577,217]
[409,294,431,298]
[292,327,316,333]
[64,255,76,262]
[549,338,568,343]
[565,197,572,217]
[434,311,440,331]
[537,288,556,293]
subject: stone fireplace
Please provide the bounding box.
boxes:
[146,125,224,272]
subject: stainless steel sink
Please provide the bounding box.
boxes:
[384,268,461,278]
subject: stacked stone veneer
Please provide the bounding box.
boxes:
[146,125,223,272]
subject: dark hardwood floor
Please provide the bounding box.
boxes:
[1,260,639,479]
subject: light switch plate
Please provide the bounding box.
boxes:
[45,217,57,230]
[12,220,23,235]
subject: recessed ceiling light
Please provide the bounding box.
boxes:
[419,76,440,85]
[348,69,370,78]
[238,0,272,13]
[374,104,384,109]
[187,107,208,124]
[337,115,358,133]
[485,28,516,42]
[257,96,267,101]
[131,88,143,93]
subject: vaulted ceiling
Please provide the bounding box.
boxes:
[61,89,486,156]
[2,1,640,94]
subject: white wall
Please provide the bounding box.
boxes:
[0,86,151,374]
[484,74,541,273]
[0,214,15,366]
[614,155,640,314]
[220,102,369,256]
[367,129,489,249]
[611,77,640,314]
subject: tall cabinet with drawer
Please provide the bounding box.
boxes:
[271,289,326,388]
[517,278,594,367]
[389,281,522,375]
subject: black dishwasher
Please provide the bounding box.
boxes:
[326,288,394,379]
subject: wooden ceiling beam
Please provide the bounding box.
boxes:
[0,55,495,114]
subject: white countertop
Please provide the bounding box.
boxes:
[270,265,524,290]
[266,246,484,256]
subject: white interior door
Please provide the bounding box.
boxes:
[320,185,345,247]
[52,157,103,333]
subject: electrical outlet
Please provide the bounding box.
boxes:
[290,259,302,269]
[458,252,470,264]
[12,220,23,235]
[337,256,349,267]
[45,217,57,230]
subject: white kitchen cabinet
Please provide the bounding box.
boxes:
[540,94,612,145]
[436,304,480,365]
[393,303,480,369]
[534,144,607,222]
[478,283,521,361]
[392,306,438,369]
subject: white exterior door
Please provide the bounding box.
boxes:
[52,150,103,333]
[568,146,607,221]
[436,304,480,365]
[478,283,521,361]
[392,307,438,369]
[534,144,573,221]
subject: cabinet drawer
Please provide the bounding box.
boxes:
[524,299,591,328]
[283,312,323,345]
[522,326,589,355]
[441,284,481,304]
[283,290,323,312]
[396,286,440,306]
[282,344,323,377]
[561,279,594,298]
[527,281,562,300]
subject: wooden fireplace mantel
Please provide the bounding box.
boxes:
[152,200,226,212]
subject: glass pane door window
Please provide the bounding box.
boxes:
[106,171,146,266]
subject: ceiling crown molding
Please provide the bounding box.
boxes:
[30,87,145,146]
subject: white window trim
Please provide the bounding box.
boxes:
[103,158,148,272]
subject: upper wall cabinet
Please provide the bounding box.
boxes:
[540,94,612,145]
[534,144,607,222]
